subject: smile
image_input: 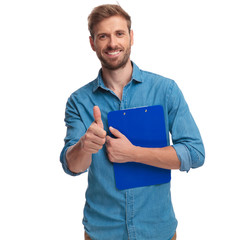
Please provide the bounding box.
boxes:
[105,50,122,57]
[107,51,120,55]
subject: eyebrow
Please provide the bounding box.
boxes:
[96,29,127,36]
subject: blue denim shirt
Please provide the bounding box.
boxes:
[60,62,205,240]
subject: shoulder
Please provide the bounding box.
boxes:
[68,79,96,103]
[139,67,176,91]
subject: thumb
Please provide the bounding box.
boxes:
[93,106,103,128]
[109,127,124,138]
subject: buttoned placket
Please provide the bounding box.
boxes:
[126,189,137,240]
[120,81,137,239]
[106,79,138,239]
[101,77,139,239]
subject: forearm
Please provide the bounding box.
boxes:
[133,146,180,170]
[66,139,92,174]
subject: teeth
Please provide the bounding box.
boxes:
[107,51,120,55]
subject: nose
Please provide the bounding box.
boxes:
[108,35,118,49]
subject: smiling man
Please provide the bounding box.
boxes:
[60,4,205,240]
[90,16,133,71]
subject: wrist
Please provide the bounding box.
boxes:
[77,136,90,154]
[132,146,143,163]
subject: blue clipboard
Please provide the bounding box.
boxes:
[107,105,171,190]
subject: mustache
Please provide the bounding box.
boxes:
[104,47,123,51]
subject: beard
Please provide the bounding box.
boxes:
[96,41,132,71]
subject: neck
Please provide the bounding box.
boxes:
[101,59,133,100]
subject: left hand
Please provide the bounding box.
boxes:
[106,127,136,163]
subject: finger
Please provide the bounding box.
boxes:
[109,127,124,138]
[86,127,106,143]
[83,138,105,153]
[90,123,106,138]
[106,151,114,163]
[105,136,112,151]
[89,141,104,151]
[106,135,112,143]
[91,135,106,146]
[86,145,102,154]
[93,106,103,128]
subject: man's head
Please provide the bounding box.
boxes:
[88,4,131,39]
[88,4,133,70]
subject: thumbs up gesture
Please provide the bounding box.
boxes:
[93,105,104,129]
[81,106,106,154]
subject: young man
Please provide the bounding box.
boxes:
[60,4,205,240]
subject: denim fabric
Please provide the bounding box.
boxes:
[85,231,176,240]
[60,62,205,240]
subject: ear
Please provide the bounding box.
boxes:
[130,30,134,46]
[89,36,96,51]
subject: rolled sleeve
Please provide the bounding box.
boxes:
[173,143,192,172]
[60,146,85,176]
[60,94,87,176]
[167,81,205,172]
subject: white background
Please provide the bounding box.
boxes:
[1,0,240,239]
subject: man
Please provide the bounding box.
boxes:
[60,4,205,240]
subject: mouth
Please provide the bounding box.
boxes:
[105,50,122,57]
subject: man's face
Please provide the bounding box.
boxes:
[90,16,133,70]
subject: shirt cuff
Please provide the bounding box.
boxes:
[60,146,86,176]
[172,144,192,172]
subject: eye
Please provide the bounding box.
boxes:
[116,32,125,37]
[98,34,107,40]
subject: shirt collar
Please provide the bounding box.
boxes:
[92,61,143,92]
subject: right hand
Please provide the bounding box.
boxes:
[80,106,106,154]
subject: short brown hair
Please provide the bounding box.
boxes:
[88,4,131,38]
